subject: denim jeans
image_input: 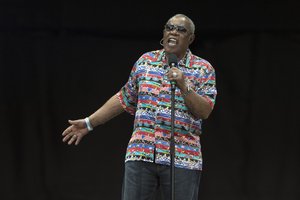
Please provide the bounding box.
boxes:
[122,161,201,200]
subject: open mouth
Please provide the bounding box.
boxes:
[167,38,177,47]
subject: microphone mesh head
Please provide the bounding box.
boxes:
[168,53,178,66]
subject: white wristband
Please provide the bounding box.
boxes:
[84,117,93,131]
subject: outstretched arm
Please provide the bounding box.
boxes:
[62,94,124,145]
[89,94,124,127]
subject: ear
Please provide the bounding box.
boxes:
[189,34,195,45]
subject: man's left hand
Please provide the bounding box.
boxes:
[166,67,187,91]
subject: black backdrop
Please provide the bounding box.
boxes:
[1,1,299,200]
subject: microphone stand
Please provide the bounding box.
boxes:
[170,64,176,200]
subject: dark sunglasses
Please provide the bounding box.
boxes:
[164,24,188,33]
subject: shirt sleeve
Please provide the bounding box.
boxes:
[116,62,139,115]
[195,63,217,109]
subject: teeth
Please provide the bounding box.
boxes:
[168,38,177,46]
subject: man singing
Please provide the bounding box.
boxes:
[62,13,217,200]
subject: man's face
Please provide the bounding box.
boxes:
[162,16,194,59]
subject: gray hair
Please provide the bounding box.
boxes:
[168,14,195,34]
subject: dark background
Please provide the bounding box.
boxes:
[1,0,299,200]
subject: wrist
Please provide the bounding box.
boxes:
[182,84,193,98]
[84,117,94,131]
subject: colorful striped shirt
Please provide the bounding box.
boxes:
[117,49,217,170]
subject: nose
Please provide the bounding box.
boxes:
[170,28,179,34]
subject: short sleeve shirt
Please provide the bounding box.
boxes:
[117,49,217,170]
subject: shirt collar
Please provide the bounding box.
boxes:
[157,49,192,68]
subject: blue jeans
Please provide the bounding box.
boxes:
[122,161,201,200]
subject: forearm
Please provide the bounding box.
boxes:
[182,90,212,119]
[88,94,124,128]
[176,79,212,119]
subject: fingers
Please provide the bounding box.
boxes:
[68,119,86,129]
[61,124,78,145]
[62,131,73,142]
[62,125,73,136]
[62,132,81,145]
[68,134,78,145]
[62,119,88,145]
[75,136,82,146]
[62,121,87,145]
[166,67,183,81]
[68,119,79,125]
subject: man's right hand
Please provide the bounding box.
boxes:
[62,119,89,145]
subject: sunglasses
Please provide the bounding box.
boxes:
[164,24,188,33]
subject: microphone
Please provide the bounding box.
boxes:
[167,53,178,89]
